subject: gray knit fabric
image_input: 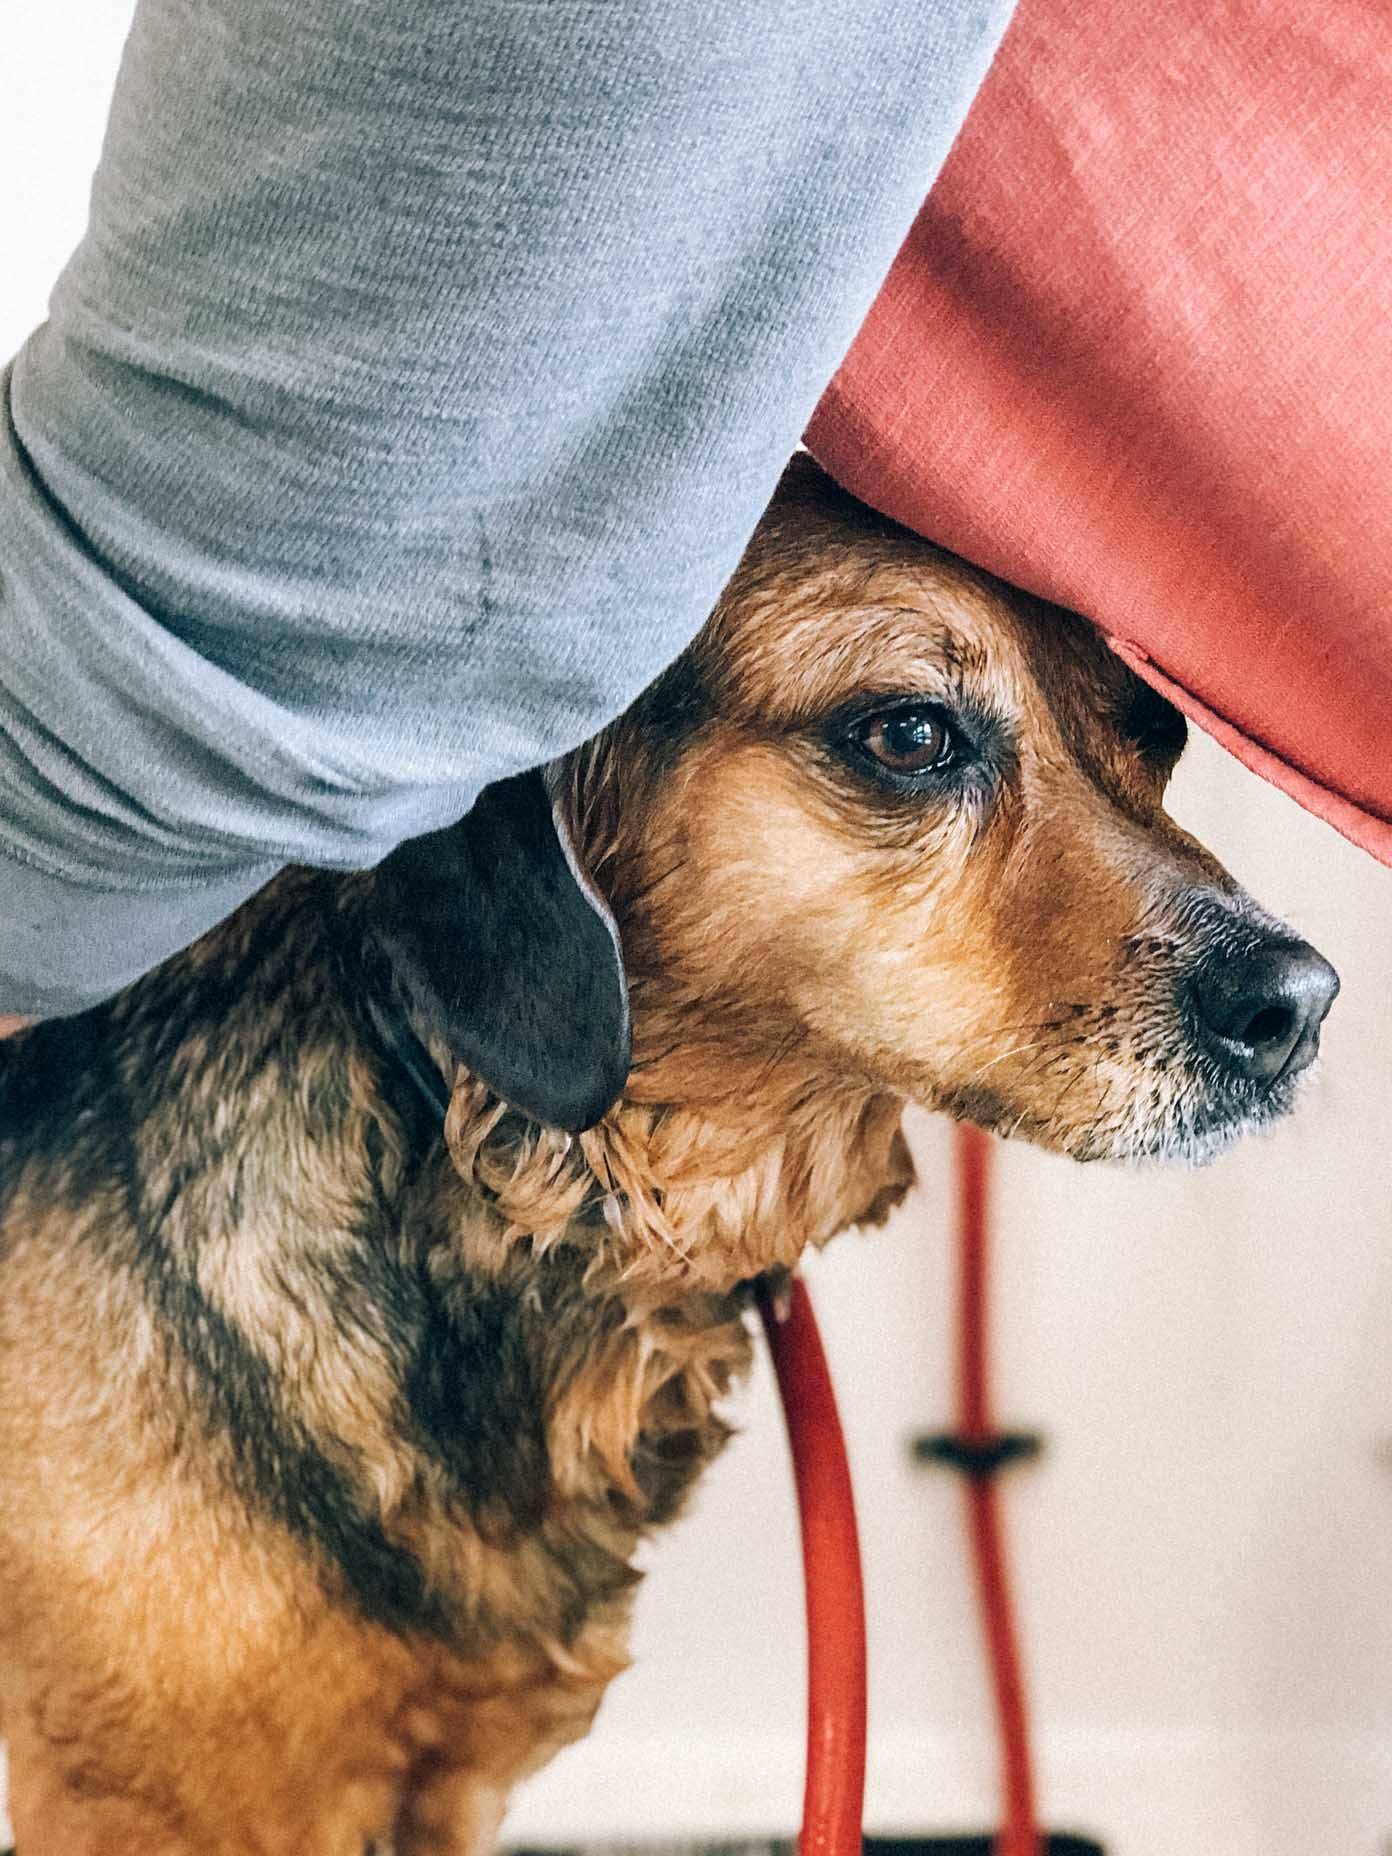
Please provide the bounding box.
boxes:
[0,0,1013,1016]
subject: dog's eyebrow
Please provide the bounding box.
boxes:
[739,605,997,732]
[867,607,994,679]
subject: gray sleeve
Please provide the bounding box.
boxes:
[0,0,1013,1017]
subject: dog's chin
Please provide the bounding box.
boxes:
[931,1065,1313,1169]
[1117,1067,1313,1168]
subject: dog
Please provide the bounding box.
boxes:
[0,456,1337,1853]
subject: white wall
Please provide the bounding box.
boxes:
[0,2,132,360]
[5,9,1391,1854]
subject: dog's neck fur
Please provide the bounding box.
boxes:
[432,1004,913,1301]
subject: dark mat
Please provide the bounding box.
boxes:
[2,1828,1109,1855]
[512,1836,1105,1856]
[871,1840,1105,1855]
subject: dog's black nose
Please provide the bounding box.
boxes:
[1190,939,1339,1083]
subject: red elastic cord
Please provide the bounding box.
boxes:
[760,1277,868,1856]
[954,1122,1040,1856]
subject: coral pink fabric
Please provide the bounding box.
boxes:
[808,0,1392,865]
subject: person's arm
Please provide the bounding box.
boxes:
[1,0,1014,1019]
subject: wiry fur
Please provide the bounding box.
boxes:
[0,457,1324,1852]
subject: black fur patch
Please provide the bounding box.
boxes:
[401,1265,551,1540]
[109,1038,452,1638]
[142,1252,448,1636]
[0,1006,131,1212]
[1119,679,1188,767]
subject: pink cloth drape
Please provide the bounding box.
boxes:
[809,0,1392,865]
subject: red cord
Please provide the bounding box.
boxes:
[954,1123,1041,1856]
[760,1127,1037,1856]
[759,1278,868,1856]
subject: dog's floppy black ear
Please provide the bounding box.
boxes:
[369,768,630,1133]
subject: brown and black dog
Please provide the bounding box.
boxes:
[0,458,1336,1853]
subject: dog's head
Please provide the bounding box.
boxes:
[376,457,1337,1169]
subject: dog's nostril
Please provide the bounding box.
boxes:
[1238,1002,1296,1049]
[1190,938,1339,1084]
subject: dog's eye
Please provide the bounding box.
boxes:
[853,705,958,776]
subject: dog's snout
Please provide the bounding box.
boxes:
[1189,938,1339,1083]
